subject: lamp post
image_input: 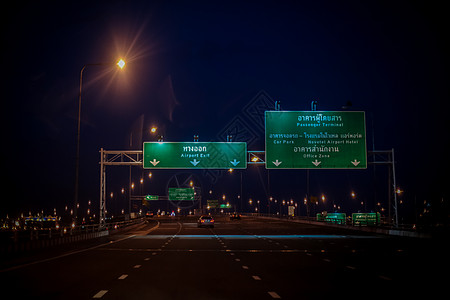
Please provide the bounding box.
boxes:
[74,59,125,221]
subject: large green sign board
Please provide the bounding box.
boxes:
[169,188,194,201]
[143,142,247,169]
[265,111,367,169]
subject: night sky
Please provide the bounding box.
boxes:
[2,1,449,223]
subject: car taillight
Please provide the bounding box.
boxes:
[201,220,205,223]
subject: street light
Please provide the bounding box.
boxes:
[117,59,126,69]
[74,59,125,221]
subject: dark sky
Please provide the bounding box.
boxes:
[2,1,449,220]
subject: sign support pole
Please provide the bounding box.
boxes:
[99,148,106,229]
[392,148,399,227]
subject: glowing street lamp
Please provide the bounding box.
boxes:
[74,58,126,220]
[117,59,126,69]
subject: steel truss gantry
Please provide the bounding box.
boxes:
[99,149,143,228]
[98,148,398,228]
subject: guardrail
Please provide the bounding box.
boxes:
[244,213,431,238]
[0,217,146,253]
[242,212,416,229]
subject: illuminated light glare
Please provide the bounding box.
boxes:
[117,59,125,69]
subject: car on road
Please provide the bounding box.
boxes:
[197,215,215,228]
[230,213,241,220]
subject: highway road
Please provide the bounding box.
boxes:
[0,216,446,299]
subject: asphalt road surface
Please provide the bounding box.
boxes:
[1,216,446,299]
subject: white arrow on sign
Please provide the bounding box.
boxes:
[312,159,321,167]
[272,159,282,166]
[190,159,200,166]
[351,159,360,166]
[150,159,160,166]
[230,159,240,166]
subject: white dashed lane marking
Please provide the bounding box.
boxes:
[93,290,108,298]
[118,274,128,280]
[268,291,281,298]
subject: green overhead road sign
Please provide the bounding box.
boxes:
[169,188,194,201]
[145,195,159,201]
[143,142,247,169]
[265,111,367,169]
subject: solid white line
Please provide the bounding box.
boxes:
[141,221,160,235]
[118,274,128,280]
[268,291,281,298]
[93,290,108,298]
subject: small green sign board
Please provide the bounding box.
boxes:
[145,195,159,201]
[169,188,194,201]
[316,212,347,225]
[143,142,247,169]
[352,212,380,226]
[265,111,367,169]
[207,200,219,208]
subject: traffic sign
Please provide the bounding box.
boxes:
[207,200,219,208]
[265,111,367,169]
[145,195,159,201]
[169,188,194,201]
[316,212,347,225]
[143,142,247,169]
[352,212,380,226]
